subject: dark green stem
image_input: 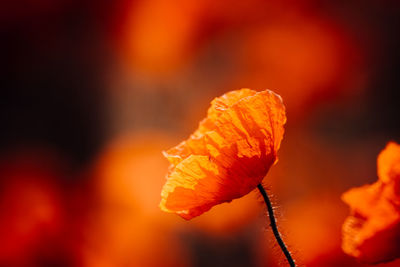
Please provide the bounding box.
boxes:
[257,184,296,267]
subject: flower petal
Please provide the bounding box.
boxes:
[160,89,286,219]
[341,142,400,263]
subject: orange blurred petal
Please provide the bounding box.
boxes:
[341,142,400,263]
[160,89,286,219]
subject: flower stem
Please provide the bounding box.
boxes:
[257,184,295,267]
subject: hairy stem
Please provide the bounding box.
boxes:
[257,184,296,267]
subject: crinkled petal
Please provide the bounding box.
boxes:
[160,89,286,219]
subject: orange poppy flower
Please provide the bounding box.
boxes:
[160,88,286,219]
[342,142,400,263]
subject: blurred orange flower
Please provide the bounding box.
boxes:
[160,88,286,219]
[79,133,189,267]
[342,142,400,263]
[0,150,65,266]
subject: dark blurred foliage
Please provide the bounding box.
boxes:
[1,0,115,167]
[309,0,400,140]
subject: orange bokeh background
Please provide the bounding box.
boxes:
[2,0,400,266]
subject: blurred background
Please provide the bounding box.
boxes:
[1,0,400,266]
